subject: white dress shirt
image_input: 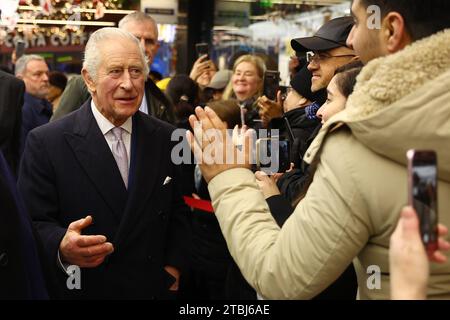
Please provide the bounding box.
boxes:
[139,92,149,115]
[91,100,132,168]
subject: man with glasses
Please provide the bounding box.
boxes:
[264,16,358,143]
[258,17,357,200]
[292,16,358,95]
[15,55,52,154]
[259,17,357,133]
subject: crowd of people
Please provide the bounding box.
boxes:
[1,0,450,300]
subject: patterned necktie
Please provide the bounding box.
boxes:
[110,127,128,188]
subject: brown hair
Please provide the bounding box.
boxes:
[333,61,363,98]
[207,99,242,129]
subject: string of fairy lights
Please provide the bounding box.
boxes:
[0,0,136,46]
[19,0,125,21]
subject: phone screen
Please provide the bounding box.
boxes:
[257,138,290,174]
[408,150,438,253]
[195,43,209,59]
[15,40,26,59]
[263,71,280,101]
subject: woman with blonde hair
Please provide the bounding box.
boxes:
[223,54,266,128]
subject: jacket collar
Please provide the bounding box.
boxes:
[65,100,128,222]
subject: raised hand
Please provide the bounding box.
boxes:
[187,106,254,183]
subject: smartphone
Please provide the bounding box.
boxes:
[407,150,438,254]
[263,70,280,101]
[195,43,209,59]
[256,137,290,174]
[15,40,26,59]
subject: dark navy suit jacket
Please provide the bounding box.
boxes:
[18,101,190,299]
[0,70,25,176]
[0,151,48,299]
[20,92,52,155]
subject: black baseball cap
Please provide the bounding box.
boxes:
[291,16,354,53]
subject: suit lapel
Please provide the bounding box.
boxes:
[114,112,161,246]
[64,101,128,223]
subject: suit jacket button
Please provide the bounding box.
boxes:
[0,252,8,267]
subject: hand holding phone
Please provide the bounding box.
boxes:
[256,137,290,175]
[407,150,439,255]
[190,45,211,81]
[195,43,209,60]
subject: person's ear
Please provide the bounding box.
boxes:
[381,12,412,54]
[82,68,96,93]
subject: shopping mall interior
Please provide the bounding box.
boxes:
[0,0,349,83]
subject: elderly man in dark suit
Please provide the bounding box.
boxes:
[18,27,190,299]
[0,70,25,176]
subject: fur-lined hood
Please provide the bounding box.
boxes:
[305,29,450,182]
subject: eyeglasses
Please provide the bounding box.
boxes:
[306,51,356,64]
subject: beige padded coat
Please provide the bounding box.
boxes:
[207,29,450,300]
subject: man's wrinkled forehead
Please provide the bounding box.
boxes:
[122,20,158,38]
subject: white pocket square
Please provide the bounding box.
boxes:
[163,176,172,185]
